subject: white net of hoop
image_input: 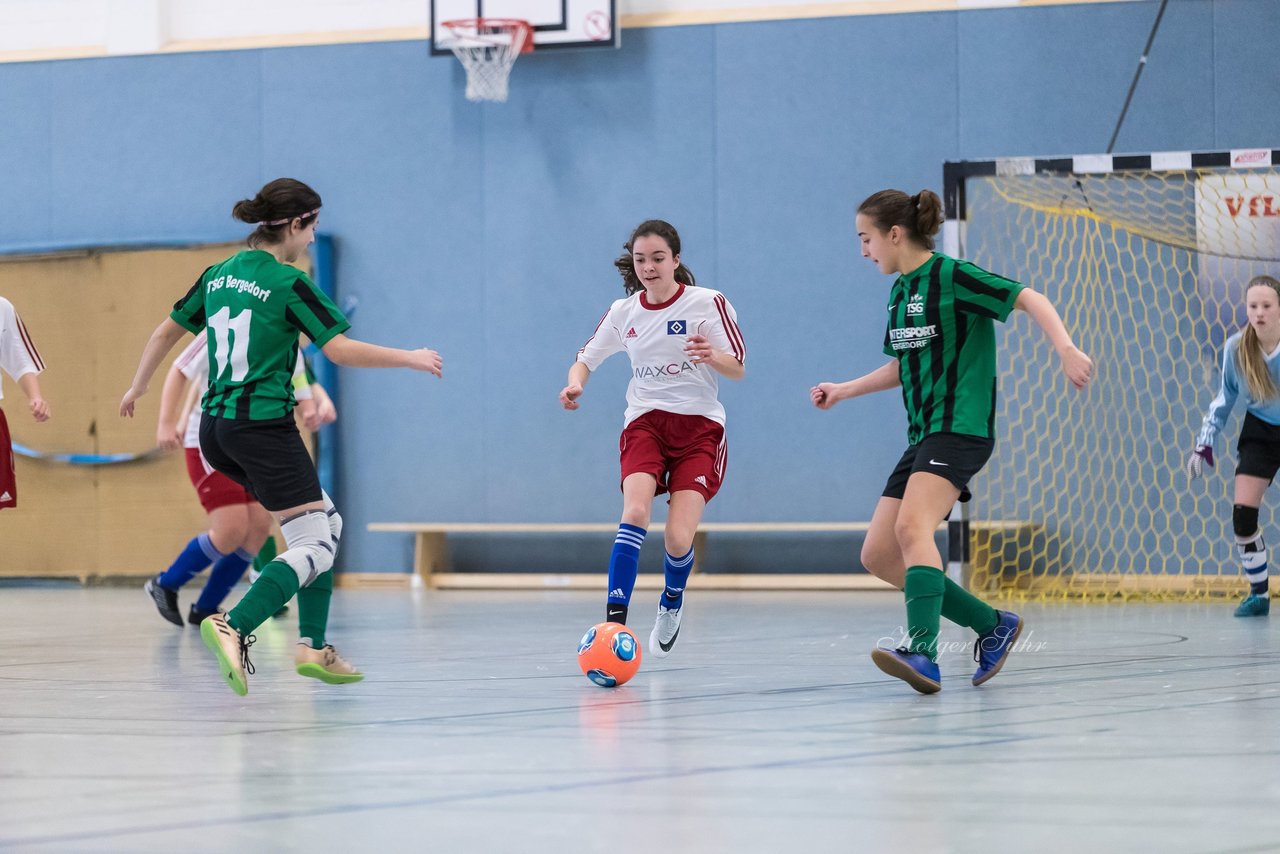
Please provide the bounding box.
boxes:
[441,19,531,103]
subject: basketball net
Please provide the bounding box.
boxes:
[441,19,533,103]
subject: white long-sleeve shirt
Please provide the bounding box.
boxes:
[577,284,745,428]
[1197,330,1280,448]
[0,297,44,402]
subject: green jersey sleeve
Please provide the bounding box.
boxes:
[169,267,214,332]
[285,275,350,347]
[952,261,1024,322]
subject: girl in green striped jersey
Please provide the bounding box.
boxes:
[812,188,1092,694]
[121,178,443,696]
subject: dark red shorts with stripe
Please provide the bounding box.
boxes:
[0,407,15,510]
[619,409,727,503]
[185,447,256,513]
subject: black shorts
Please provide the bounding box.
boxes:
[199,413,321,512]
[881,432,995,503]
[1236,413,1280,482]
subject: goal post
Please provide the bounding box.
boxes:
[944,149,1280,599]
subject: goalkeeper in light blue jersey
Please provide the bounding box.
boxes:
[1189,274,1280,617]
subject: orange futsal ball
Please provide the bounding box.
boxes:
[577,622,642,687]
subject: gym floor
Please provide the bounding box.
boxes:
[2,587,1277,852]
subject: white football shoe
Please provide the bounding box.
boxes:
[649,602,683,658]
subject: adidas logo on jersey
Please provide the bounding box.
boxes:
[0,491,11,501]
[694,476,708,487]
[625,327,638,339]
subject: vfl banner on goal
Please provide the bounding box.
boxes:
[1196,162,1280,347]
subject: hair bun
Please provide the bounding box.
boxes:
[231,197,266,224]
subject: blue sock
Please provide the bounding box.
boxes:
[195,548,252,613]
[606,524,646,621]
[662,547,694,609]
[157,532,224,590]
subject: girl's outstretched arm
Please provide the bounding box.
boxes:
[811,360,901,409]
[1015,288,1093,390]
[120,317,188,417]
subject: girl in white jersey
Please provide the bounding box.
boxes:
[560,220,746,658]
[0,296,50,511]
[1188,274,1280,617]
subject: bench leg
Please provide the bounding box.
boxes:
[692,530,708,577]
[414,532,450,588]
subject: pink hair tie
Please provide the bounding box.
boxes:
[262,207,320,227]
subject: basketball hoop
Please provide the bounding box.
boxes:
[439,18,534,103]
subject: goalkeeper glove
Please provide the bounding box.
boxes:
[1187,445,1214,481]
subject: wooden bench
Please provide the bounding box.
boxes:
[367,519,1039,591]
[365,522,908,591]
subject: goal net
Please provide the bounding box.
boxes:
[948,150,1280,599]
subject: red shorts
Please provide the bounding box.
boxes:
[619,410,727,502]
[185,447,256,512]
[0,408,15,511]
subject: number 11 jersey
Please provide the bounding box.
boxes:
[170,249,350,420]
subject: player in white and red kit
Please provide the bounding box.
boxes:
[560,220,746,658]
[143,330,316,627]
[0,296,50,511]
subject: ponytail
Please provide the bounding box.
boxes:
[857,189,944,250]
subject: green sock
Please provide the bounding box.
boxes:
[297,569,333,649]
[904,566,946,660]
[941,576,999,635]
[252,536,279,574]
[227,561,299,635]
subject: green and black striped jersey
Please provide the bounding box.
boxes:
[170,249,350,420]
[882,253,1023,444]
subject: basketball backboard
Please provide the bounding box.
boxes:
[430,0,618,54]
